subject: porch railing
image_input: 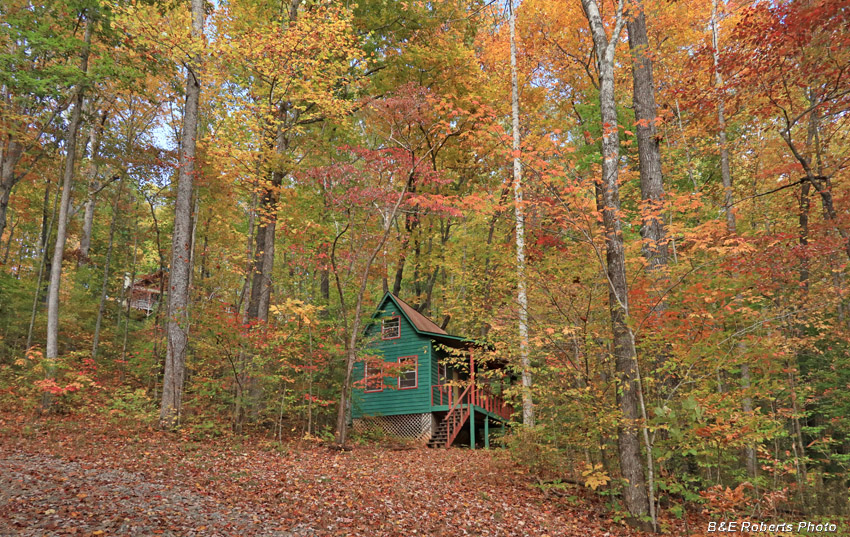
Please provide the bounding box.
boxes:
[431,383,513,421]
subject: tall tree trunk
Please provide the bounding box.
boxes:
[0,139,24,241]
[711,0,736,234]
[627,0,672,405]
[713,1,760,482]
[92,177,124,360]
[238,0,303,427]
[121,195,141,365]
[741,363,757,478]
[799,181,811,292]
[247,130,286,323]
[627,1,667,269]
[245,1,301,322]
[78,111,107,266]
[1,216,15,264]
[509,0,534,427]
[159,0,204,429]
[238,191,257,318]
[44,19,93,389]
[26,178,61,350]
[39,177,51,250]
[392,240,408,296]
[243,166,282,431]
[581,0,654,530]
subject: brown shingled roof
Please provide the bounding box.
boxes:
[389,293,447,335]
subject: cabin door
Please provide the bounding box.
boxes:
[437,363,459,404]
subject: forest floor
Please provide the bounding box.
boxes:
[0,413,693,537]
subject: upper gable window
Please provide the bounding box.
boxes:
[382,316,400,340]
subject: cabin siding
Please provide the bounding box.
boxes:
[351,300,434,419]
[431,347,440,388]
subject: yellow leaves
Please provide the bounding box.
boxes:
[269,298,322,326]
[581,464,610,490]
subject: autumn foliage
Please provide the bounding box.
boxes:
[1,0,850,534]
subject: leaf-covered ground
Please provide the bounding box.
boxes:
[0,414,679,536]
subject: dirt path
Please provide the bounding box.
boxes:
[0,453,312,536]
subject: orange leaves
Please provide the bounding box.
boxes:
[404,194,464,218]
[700,483,756,517]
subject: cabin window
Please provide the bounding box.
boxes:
[397,356,418,390]
[364,361,384,392]
[381,316,400,339]
[437,363,448,385]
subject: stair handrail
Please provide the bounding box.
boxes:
[444,405,469,447]
[444,382,472,424]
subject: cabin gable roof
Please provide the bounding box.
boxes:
[369,292,481,348]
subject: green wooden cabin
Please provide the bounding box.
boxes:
[351,292,513,448]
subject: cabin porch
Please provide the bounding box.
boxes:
[427,382,512,449]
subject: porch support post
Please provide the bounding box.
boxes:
[469,348,475,404]
[470,407,475,449]
[484,417,489,449]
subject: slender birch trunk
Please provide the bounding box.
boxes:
[44,19,93,395]
[509,0,534,427]
[159,0,204,429]
[26,179,61,350]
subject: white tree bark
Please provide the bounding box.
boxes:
[45,19,93,369]
[510,0,534,427]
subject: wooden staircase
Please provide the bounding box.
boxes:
[427,406,469,448]
[427,384,472,448]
